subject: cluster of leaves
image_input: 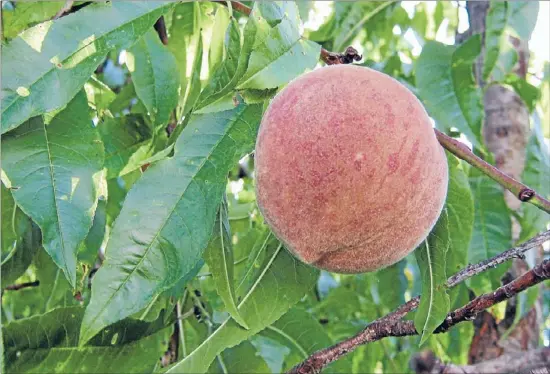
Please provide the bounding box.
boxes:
[1,1,548,373]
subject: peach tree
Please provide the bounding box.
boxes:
[1,1,549,373]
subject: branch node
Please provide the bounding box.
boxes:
[518,188,535,202]
[324,46,363,65]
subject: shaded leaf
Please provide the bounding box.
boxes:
[1,183,40,285]
[1,91,105,287]
[444,153,474,287]
[467,170,512,295]
[483,2,508,80]
[208,341,270,374]
[84,76,116,117]
[166,245,319,373]
[519,117,550,242]
[127,29,180,126]
[414,209,451,346]
[98,114,156,179]
[80,102,262,344]
[2,306,172,373]
[1,2,63,40]
[261,308,352,373]
[203,197,248,329]
[1,1,173,133]
[416,36,484,149]
[333,1,397,52]
[502,75,540,113]
[196,18,242,111]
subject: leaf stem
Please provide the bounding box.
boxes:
[435,129,550,214]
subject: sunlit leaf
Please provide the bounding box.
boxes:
[1,1,173,133]
[1,91,105,287]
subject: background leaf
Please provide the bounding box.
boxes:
[416,36,484,148]
[483,2,508,80]
[126,29,180,126]
[467,169,512,295]
[1,183,40,285]
[1,91,105,287]
[1,1,173,133]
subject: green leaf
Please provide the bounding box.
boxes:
[209,5,231,73]
[1,91,105,287]
[127,29,180,126]
[491,38,519,82]
[467,170,512,295]
[507,1,539,40]
[375,260,407,312]
[77,199,107,269]
[333,1,397,52]
[168,2,204,119]
[519,118,550,242]
[483,2,508,81]
[236,16,320,90]
[261,308,352,373]
[1,1,173,134]
[84,76,116,117]
[444,153,474,281]
[414,209,451,346]
[166,245,319,373]
[80,102,262,345]
[196,18,242,111]
[1,183,40,285]
[2,306,172,373]
[416,36,484,149]
[502,75,540,113]
[99,114,156,179]
[208,341,271,373]
[1,2,64,40]
[203,198,249,329]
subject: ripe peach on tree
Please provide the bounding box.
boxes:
[255,65,449,273]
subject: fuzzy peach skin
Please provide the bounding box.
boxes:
[254,64,448,274]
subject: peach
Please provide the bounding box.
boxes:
[254,64,448,274]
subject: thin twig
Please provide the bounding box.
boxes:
[289,259,550,374]
[446,229,550,288]
[435,130,550,214]
[3,280,40,291]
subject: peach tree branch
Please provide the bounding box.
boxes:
[288,258,550,374]
[435,130,550,214]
